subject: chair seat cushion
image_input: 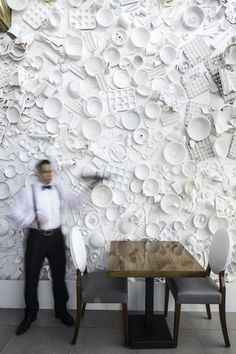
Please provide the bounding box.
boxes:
[82,271,128,303]
[166,277,221,304]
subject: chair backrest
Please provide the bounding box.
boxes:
[69,226,87,272]
[209,228,233,274]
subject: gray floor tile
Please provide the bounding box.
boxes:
[0,327,71,354]
[79,310,124,329]
[166,311,194,330]
[189,312,236,331]
[0,326,15,352]
[0,310,23,326]
[69,328,136,354]
[195,329,236,354]
[136,330,205,354]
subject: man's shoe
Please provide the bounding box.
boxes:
[15,317,36,336]
[55,311,75,326]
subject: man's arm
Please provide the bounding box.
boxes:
[7,187,35,228]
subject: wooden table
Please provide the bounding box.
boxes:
[107,240,207,349]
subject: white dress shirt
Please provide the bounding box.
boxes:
[9,182,90,230]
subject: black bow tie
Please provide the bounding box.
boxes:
[42,185,52,190]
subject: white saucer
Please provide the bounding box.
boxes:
[91,184,113,208]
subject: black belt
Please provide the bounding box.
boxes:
[29,227,61,236]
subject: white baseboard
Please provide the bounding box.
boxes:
[0,280,235,312]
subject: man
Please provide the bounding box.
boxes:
[9,159,92,335]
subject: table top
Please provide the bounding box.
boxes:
[107,241,207,278]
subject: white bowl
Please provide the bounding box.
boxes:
[160,46,176,65]
[213,138,228,158]
[113,70,130,88]
[96,8,114,28]
[82,119,102,140]
[164,142,187,165]
[133,69,149,85]
[187,116,211,141]
[65,36,83,60]
[43,97,63,118]
[146,223,160,238]
[85,97,103,117]
[6,106,21,123]
[46,119,59,134]
[142,179,159,196]
[4,165,16,178]
[48,70,63,86]
[47,11,62,28]
[0,181,11,199]
[103,46,120,67]
[84,56,105,77]
[160,193,182,215]
[208,214,228,234]
[7,0,28,11]
[121,110,140,130]
[91,184,113,208]
[131,27,150,48]
[182,6,205,30]
[134,164,150,180]
[145,102,161,119]
[67,80,80,98]
[182,160,198,177]
[136,85,152,97]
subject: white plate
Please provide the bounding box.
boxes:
[145,102,161,119]
[151,77,169,91]
[84,56,105,77]
[0,182,10,199]
[67,80,80,98]
[48,70,63,86]
[91,184,113,208]
[0,217,9,236]
[208,214,228,234]
[182,6,204,30]
[84,212,100,230]
[112,190,126,205]
[82,119,102,140]
[69,226,87,272]
[46,119,59,134]
[7,0,28,11]
[131,27,150,48]
[88,234,105,248]
[43,97,62,118]
[134,164,150,180]
[133,128,149,144]
[19,151,31,162]
[213,138,228,158]
[104,114,117,128]
[103,46,120,67]
[65,36,83,60]
[113,70,130,88]
[164,142,187,165]
[106,206,119,221]
[121,110,140,130]
[160,46,176,65]
[146,223,160,238]
[160,193,182,215]
[133,70,149,85]
[142,179,159,196]
[6,106,21,123]
[111,28,128,46]
[96,8,114,28]
[182,160,198,177]
[85,97,103,117]
[187,116,211,141]
[193,214,208,229]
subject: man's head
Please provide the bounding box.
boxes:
[36,159,53,185]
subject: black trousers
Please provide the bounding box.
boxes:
[24,228,68,319]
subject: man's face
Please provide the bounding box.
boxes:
[39,163,54,184]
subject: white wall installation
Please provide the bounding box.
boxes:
[1,0,236,309]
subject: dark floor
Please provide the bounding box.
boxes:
[0,309,235,353]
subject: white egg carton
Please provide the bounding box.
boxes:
[103,163,133,192]
[68,63,87,79]
[69,9,96,30]
[228,135,236,160]
[160,111,181,127]
[107,88,136,113]
[185,101,208,126]
[219,68,236,95]
[95,71,109,92]
[0,67,9,88]
[181,65,209,98]
[187,137,214,162]
[148,64,166,81]
[216,195,235,218]
[23,2,48,30]
[64,96,85,114]
[182,37,210,67]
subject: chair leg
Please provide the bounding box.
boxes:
[164,282,169,317]
[173,303,181,348]
[122,303,129,346]
[71,271,82,345]
[219,303,230,347]
[206,304,212,319]
[81,303,86,318]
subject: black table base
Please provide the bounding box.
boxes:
[128,314,174,349]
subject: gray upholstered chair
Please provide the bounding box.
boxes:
[164,228,233,348]
[69,226,128,345]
